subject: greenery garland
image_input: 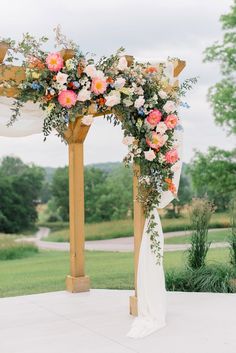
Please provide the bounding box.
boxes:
[1,28,196,263]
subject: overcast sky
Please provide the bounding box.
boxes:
[0,0,235,167]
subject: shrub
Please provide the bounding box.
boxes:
[166,265,236,293]
[0,236,38,260]
[229,196,236,267]
[187,198,214,269]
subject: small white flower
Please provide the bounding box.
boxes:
[134,96,145,109]
[156,122,168,135]
[163,100,176,114]
[158,153,166,163]
[84,64,97,78]
[105,91,121,107]
[114,77,126,89]
[123,98,133,107]
[65,59,76,70]
[77,88,91,102]
[158,90,168,100]
[144,149,156,161]
[56,72,68,85]
[82,115,94,126]
[122,136,135,146]
[134,86,144,95]
[117,57,128,71]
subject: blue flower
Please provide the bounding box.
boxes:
[180,101,190,109]
[64,113,69,124]
[73,81,80,88]
[31,82,41,90]
[138,108,145,116]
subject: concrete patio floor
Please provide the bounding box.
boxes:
[0,290,235,353]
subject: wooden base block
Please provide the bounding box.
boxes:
[66,275,90,293]
[129,295,138,316]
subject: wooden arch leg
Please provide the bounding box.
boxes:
[129,165,145,316]
[66,142,90,292]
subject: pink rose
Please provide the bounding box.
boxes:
[46,53,64,72]
[146,109,162,127]
[146,132,168,149]
[58,90,77,108]
[165,114,178,129]
[144,149,156,161]
[91,77,107,95]
[165,149,179,164]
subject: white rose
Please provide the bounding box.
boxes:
[144,149,156,161]
[82,115,94,126]
[156,122,168,135]
[105,91,121,107]
[134,86,144,95]
[77,88,91,102]
[158,90,168,100]
[134,96,145,109]
[84,64,97,78]
[123,98,133,107]
[65,59,75,70]
[56,72,68,85]
[114,77,126,89]
[117,57,128,71]
[122,136,135,146]
[163,100,176,114]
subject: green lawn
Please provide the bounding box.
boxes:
[0,248,230,298]
[165,229,231,245]
[43,212,230,242]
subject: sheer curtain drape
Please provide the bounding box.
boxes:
[127,129,183,338]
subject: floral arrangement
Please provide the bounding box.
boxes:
[1,29,196,263]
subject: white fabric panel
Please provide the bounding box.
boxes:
[0,97,44,137]
[127,129,183,338]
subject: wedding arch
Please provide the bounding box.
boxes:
[0,32,191,336]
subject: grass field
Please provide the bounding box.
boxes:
[43,212,230,242]
[165,229,231,244]
[0,248,230,298]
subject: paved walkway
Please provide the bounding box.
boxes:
[1,290,235,353]
[21,227,230,253]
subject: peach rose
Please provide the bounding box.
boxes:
[165,114,178,129]
[146,132,168,149]
[146,109,162,127]
[165,149,179,164]
[91,77,107,95]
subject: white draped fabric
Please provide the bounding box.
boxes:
[0,97,43,137]
[127,129,183,338]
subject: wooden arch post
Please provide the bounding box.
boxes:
[0,42,185,315]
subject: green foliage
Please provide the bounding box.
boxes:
[229,195,236,266]
[0,235,38,260]
[187,198,214,269]
[188,147,236,210]
[50,164,133,223]
[204,0,236,134]
[0,157,44,233]
[166,265,236,293]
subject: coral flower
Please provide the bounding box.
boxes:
[91,77,107,95]
[146,109,162,127]
[165,149,179,164]
[145,66,157,74]
[165,114,178,129]
[46,53,64,72]
[165,178,176,193]
[58,90,77,108]
[146,131,168,149]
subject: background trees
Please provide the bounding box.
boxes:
[204,0,236,134]
[188,147,236,211]
[0,157,44,233]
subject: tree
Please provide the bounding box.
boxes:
[204,0,236,134]
[0,157,45,233]
[51,167,69,221]
[188,147,236,210]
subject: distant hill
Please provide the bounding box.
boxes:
[43,162,123,182]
